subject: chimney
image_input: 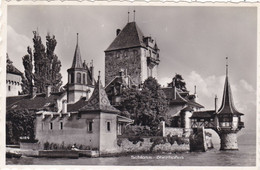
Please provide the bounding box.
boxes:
[215,95,218,112]
[116,29,121,36]
[172,78,176,100]
[62,99,67,113]
[46,85,52,97]
[119,69,124,77]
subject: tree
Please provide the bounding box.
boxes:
[120,77,168,129]
[21,47,34,94]
[22,31,62,94]
[6,109,36,144]
[168,73,187,91]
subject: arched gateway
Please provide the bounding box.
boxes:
[190,58,244,150]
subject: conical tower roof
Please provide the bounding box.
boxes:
[71,33,83,69]
[105,22,146,52]
[79,72,120,113]
[217,59,243,116]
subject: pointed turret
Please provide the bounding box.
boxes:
[80,71,120,113]
[71,33,83,69]
[216,57,244,150]
[217,58,243,116]
[67,33,95,103]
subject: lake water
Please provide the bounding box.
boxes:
[6,133,256,166]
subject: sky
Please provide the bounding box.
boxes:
[7,6,257,133]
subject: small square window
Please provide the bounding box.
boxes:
[8,86,11,91]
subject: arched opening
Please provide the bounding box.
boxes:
[71,73,74,83]
[77,73,81,84]
[205,129,221,150]
[83,73,86,84]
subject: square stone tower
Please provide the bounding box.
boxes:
[104,22,160,86]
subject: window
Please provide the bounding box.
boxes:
[71,73,74,83]
[107,122,111,131]
[8,86,11,91]
[77,73,81,83]
[60,122,63,130]
[88,122,93,132]
[49,122,53,130]
[83,74,86,84]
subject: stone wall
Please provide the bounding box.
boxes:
[105,48,142,86]
[116,136,189,154]
[35,113,101,150]
[190,128,207,152]
[220,132,238,150]
[20,142,42,150]
[164,127,184,137]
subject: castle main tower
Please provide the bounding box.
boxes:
[104,21,160,86]
[67,33,94,103]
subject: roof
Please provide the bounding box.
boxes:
[117,115,133,123]
[70,34,83,69]
[67,97,88,112]
[162,87,204,109]
[105,74,137,95]
[6,57,23,76]
[6,92,65,112]
[79,75,120,113]
[191,110,215,118]
[217,76,244,116]
[105,22,146,52]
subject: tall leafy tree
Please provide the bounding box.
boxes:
[120,77,168,128]
[22,31,62,94]
[22,47,34,94]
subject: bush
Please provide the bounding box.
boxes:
[128,136,144,144]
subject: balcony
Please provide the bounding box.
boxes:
[147,56,160,68]
[238,121,245,129]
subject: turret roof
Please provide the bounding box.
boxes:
[6,56,22,76]
[105,22,146,52]
[71,33,83,69]
[217,76,243,116]
[79,73,120,113]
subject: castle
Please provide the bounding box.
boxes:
[6,54,23,97]
[6,17,244,153]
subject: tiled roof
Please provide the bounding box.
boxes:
[162,88,187,105]
[105,75,137,94]
[217,76,243,116]
[6,92,64,112]
[162,87,204,108]
[187,99,204,108]
[67,97,88,112]
[6,57,22,76]
[105,22,146,52]
[191,110,215,118]
[79,75,120,113]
